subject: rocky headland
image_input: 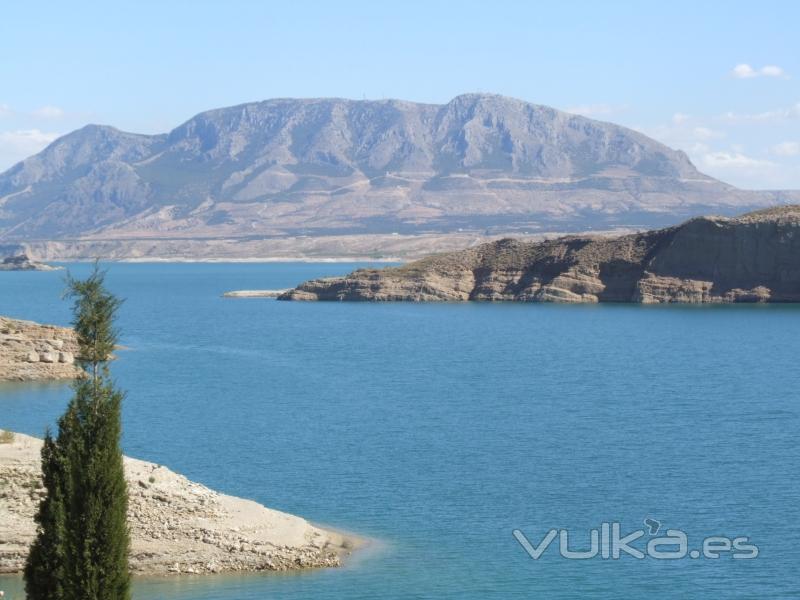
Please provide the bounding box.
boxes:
[0,317,80,381]
[0,432,357,575]
[0,254,60,272]
[279,206,800,303]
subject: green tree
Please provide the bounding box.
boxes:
[23,434,68,599]
[25,266,131,600]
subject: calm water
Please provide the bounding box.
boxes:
[1,263,798,599]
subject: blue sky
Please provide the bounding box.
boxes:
[1,0,798,188]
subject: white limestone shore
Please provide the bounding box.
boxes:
[0,432,361,576]
[222,290,291,298]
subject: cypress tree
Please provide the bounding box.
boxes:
[23,433,68,599]
[25,266,131,600]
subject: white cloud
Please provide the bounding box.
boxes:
[772,141,800,157]
[700,151,775,169]
[671,112,690,125]
[761,65,786,78]
[31,105,65,119]
[719,102,800,122]
[0,104,68,120]
[732,64,758,79]
[732,63,788,79]
[643,119,724,150]
[0,129,60,170]
[645,109,800,188]
[696,150,799,189]
[692,126,722,140]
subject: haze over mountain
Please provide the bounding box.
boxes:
[0,94,796,259]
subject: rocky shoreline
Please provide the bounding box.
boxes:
[0,317,81,382]
[279,206,800,303]
[0,432,359,575]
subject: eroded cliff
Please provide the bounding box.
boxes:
[279,206,800,303]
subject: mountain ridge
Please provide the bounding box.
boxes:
[1,94,797,258]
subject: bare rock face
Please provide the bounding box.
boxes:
[0,317,81,381]
[38,352,56,363]
[279,206,800,304]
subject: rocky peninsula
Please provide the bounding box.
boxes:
[279,206,800,303]
[0,317,80,381]
[0,432,357,575]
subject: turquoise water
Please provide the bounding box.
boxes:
[1,263,798,599]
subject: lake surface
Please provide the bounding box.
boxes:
[1,263,798,599]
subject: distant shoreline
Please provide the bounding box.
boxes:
[223,290,291,298]
[40,257,405,264]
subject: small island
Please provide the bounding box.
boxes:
[0,254,61,272]
[279,206,800,303]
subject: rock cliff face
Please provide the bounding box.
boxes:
[279,206,800,303]
[0,317,80,381]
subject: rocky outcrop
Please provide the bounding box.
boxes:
[279,206,800,303]
[0,254,61,271]
[0,317,81,381]
[0,432,358,575]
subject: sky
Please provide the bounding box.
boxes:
[1,0,799,189]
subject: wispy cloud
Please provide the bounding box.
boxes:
[700,151,776,169]
[719,102,800,122]
[31,105,65,119]
[771,141,800,157]
[691,126,723,141]
[0,129,60,170]
[695,149,791,189]
[643,116,724,149]
[0,104,68,120]
[642,110,798,188]
[731,63,789,79]
[671,113,690,125]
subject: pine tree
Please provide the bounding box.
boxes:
[25,266,131,600]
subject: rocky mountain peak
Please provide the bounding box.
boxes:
[0,94,793,248]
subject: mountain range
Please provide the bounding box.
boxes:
[1,94,797,259]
